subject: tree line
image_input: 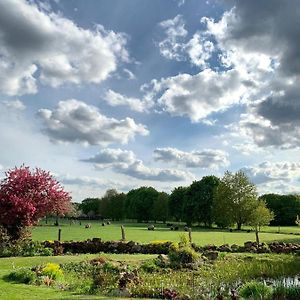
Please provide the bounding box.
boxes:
[79,170,300,229]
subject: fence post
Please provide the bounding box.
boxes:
[58,228,62,241]
[188,227,192,244]
[121,225,126,241]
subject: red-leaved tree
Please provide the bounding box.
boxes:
[0,166,71,239]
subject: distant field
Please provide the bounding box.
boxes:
[31,220,300,245]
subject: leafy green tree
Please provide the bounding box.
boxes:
[99,189,118,218]
[183,176,220,227]
[260,194,300,226]
[79,198,101,216]
[153,192,169,223]
[125,187,159,221]
[248,200,274,244]
[213,171,258,230]
[169,186,187,221]
[109,192,126,221]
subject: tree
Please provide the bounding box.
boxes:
[248,201,274,244]
[153,192,169,223]
[0,166,71,239]
[260,194,300,226]
[169,186,187,221]
[125,187,159,221]
[213,171,258,230]
[79,198,101,216]
[100,189,125,220]
[183,176,220,227]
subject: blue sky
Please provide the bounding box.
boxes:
[1,0,300,201]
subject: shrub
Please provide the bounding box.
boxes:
[168,237,199,267]
[239,281,272,300]
[6,268,36,284]
[272,285,300,300]
[42,263,63,279]
[140,259,160,272]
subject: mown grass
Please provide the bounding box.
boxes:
[31,220,300,245]
[0,254,155,300]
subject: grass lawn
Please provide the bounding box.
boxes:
[31,220,300,245]
[0,254,154,300]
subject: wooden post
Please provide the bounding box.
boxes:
[188,227,192,244]
[58,228,62,241]
[121,225,126,241]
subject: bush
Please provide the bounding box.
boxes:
[6,268,36,284]
[272,285,300,300]
[168,236,199,267]
[140,259,160,272]
[42,263,63,279]
[239,281,272,300]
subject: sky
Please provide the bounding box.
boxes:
[0,0,300,201]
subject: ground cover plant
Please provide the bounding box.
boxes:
[3,252,300,299]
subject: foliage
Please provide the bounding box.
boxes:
[213,170,258,230]
[0,166,71,240]
[248,200,274,244]
[239,281,272,300]
[5,268,36,284]
[0,235,53,257]
[42,263,63,279]
[183,176,220,226]
[169,186,187,222]
[168,236,199,267]
[153,192,169,223]
[125,186,159,221]
[261,194,300,226]
[100,189,126,220]
[271,285,300,300]
[79,198,101,216]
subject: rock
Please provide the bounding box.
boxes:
[202,251,218,260]
[157,254,170,266]
[148,225,155,230]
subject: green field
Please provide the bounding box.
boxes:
[31,220,300,245]
[0,254,154,300]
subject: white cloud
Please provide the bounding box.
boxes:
[147,68,247,122]
[0,0,128,95]
[202,1,300,148]
[82,148,194,182]
[123,68,136,80]
[158,15,214,68]
[154,147,229,169]
[2,99,26,110]
[104,89,151,112]
[38,99,148,146]
[243,161,300,185]
[158,15,188,61]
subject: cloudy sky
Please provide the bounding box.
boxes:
[1,0,300,201]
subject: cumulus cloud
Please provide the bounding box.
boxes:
[154,147,229,169]
[38,99,148,146]
[146,68,247,122]
[158,15,214,68]
[0,0,128,95]
[242,161,300,185]
[82,148,194,182]
[158,15,188,61]
[104,90,152,112]
[2,99,26,110]
[203,0,300,148]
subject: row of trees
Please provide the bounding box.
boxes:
[80,171,295,233]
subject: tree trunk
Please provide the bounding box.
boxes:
[255,227,260,244]
[237,222,242,230]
